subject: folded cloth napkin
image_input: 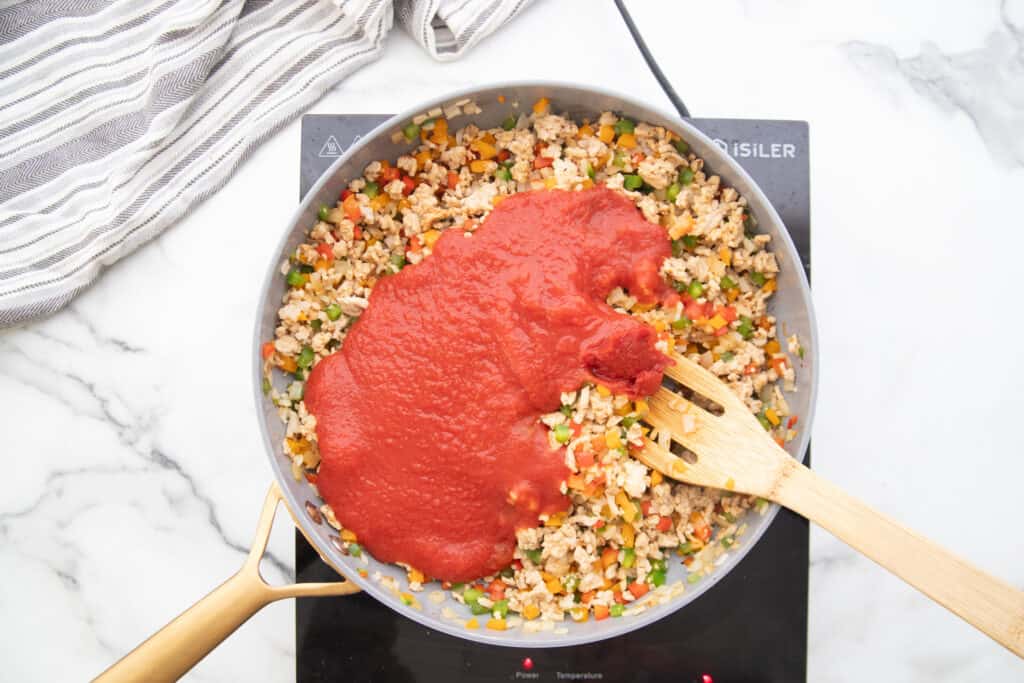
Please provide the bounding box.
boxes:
[0,0,533,326]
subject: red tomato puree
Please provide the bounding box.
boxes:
[305,187,673,581]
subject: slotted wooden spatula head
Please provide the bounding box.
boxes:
[636,351,1024,660]
[635,350,798,498]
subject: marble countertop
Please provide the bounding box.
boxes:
[2,1,1023,681]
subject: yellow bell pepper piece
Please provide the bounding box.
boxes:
[532,97,550,114]
[470,140,497,160]
[633,399,649,417]
[543,176,558,189]
[341,529,358,542]
[605,429,623,450]
[622,522,636,548]
[651,470,663,486]
[408,568,425,584]
[762,278,777,294]
[414,150,431,171]
[615,492,638,525]
[486,618,507,631]
[617,133,637,149]
[595,384,612,398]
[421,229,441,249]
[544,510,567,527]
[430,117,448,145]
[764,339,781,354]
[719,246,732,265]
[465,618,479,629]
[578,124,594,138]
[598,125,615,143]
[469,159,491,174]
[522,604,541,620]
[765,408,781,427]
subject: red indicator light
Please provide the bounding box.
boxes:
[522,657,534,671]
[701,675,713,683]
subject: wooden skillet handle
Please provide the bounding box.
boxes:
[774,461,1024,659]
[93,483,359,683]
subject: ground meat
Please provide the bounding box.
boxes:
[638,156,678,189]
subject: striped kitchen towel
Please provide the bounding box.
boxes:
[0,0,534,326]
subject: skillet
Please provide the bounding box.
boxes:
[95,82,818,682]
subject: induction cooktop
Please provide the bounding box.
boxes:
[295,113,811,683]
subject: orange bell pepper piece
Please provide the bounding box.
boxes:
[342,194,361,222]
[627,582,649,599]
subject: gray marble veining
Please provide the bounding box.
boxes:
[3,0,1024,680]
[844,0,1024,166]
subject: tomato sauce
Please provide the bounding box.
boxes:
[305,187,672,581]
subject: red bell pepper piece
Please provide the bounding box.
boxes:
[684,301,706,322]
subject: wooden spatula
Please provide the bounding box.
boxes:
[635,351,1024,658]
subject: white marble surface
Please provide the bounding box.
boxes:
[2,1,1023,681]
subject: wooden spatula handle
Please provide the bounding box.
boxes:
[774,461,1024,658]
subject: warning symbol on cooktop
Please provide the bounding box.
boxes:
[318,135,344,158]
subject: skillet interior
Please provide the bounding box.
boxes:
[252,82,819,647]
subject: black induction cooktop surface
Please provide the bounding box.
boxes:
[295,114,811,683]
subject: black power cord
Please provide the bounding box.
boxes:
[614,0,691,118]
